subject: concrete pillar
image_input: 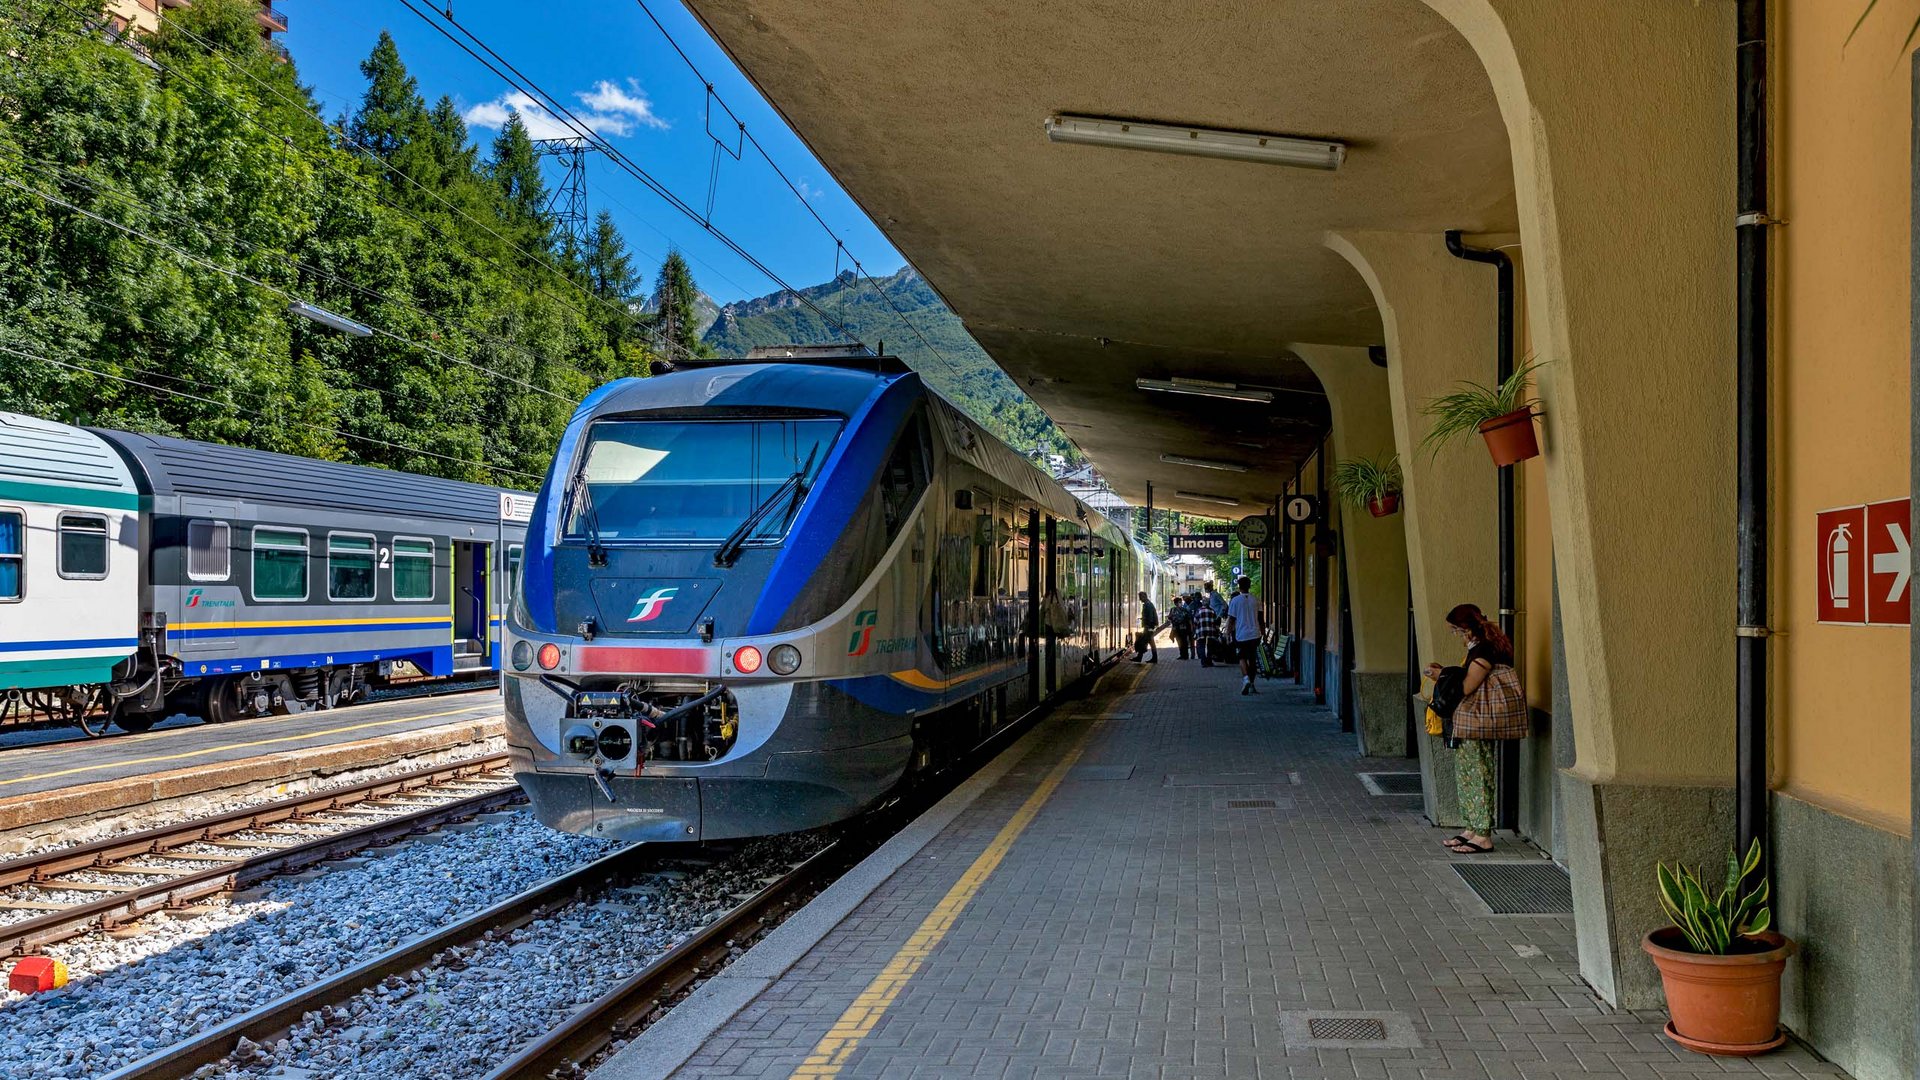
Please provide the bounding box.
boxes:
[1417,0,1738,1009]
[1292,344,1413,757]
[1323,232,1499,827]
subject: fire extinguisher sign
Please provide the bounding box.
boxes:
[1817,498,1911,626]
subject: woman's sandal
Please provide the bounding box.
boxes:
[1439,833,1472,849]
[1445,837,1495,854]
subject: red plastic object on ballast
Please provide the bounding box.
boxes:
[10,956,68,993]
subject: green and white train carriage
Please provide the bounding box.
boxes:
[0,413,142,726]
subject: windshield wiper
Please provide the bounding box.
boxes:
[713,445,819,569]
[563,463,610,567]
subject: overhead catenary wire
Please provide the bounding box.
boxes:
[628,0,966,383]
[0,171,571,403]
[395,0,864,348]
[0,342,546,483]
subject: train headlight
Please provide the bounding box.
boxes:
[732,645,763,674]
[537,643,563,671]
[511,641,533,671]
[768,644,802,675]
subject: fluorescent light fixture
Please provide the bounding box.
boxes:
[1044,114,1345,171]
[1175,490,1242,507]
[289,300,372,337]
[1161,453,1250,473]
[1135,377,1274,404]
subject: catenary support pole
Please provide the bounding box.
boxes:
[1445,229,1520,832]
[1734,0,1771,872]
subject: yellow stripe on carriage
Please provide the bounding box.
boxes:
[170,616,456,632]
[886,657,1023,691]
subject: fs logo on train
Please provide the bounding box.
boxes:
[626,587,679,623]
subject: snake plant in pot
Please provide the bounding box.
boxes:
[1332,455,1403,517]
[1643,839,1795,1055]
[1419,357,1546,467]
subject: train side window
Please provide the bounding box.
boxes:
[57,514,109,580]
[187,520,231,582]
[505,544,524,593]
[392,537,436,602]
[880,411,931,538]
[0,510,21,600]
[252,527,309,602]
[328,533,377,601]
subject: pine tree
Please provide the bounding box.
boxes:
[346,32,430,163]
[423,95,479,186]
[650,249,704,362]
[487,115,547,229]
[586,210,639,303]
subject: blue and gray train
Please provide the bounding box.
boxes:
[505,346,1171,842]
[0,411,529,735]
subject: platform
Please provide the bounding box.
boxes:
[0,692,502,834]
[593,659,1849,1080]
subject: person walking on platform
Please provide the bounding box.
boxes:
[1167,596,1194,659]
[1423,603,1528,854]
[1201,581,1230,664]
[1225,576,1264,694]
[1134,591,1159,663]
[1190,593,1220,668]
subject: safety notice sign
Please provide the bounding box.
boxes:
[1817,498,1910,626]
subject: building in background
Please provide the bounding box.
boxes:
[102,0,286,54]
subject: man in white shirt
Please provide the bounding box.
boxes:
[1224,575,1264,695]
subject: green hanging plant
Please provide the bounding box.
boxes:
[1847,1,1920,59]
[1655,838,1772,956]
[1331,454,1402,509]
[1417,356,1547,462]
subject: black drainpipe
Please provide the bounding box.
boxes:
[1445,229,1521,833]
[1734,0,1770,869]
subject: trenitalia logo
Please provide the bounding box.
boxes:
[626,587,679,623]
[847,609,878,656]
[185,589,234,609]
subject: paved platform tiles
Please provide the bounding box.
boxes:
[595,659,1851,1080]
[0,692,503,828]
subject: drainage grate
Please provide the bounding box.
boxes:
[1226,799,1279,809]
[1453,862,1573,914]
[1068,765,1134,781]
[1358,771,1423,795]
[1307,1017,1388,1041]
[1165,772,1275,787]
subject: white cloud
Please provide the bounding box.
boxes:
[795,177,823,202]
[462,78,670,142]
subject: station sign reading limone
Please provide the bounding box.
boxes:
[1816,497,1910,626]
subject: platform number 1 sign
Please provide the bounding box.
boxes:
[1817,498,1910,626]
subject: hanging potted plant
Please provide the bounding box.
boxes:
[1332,454,1403,517]
[1419,357,1546,467]
[1643,840,1795,1056]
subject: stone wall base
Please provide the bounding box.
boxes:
[1352,671,1408,757]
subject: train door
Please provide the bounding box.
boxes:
[1023,509,1039,705]
[179,499,239,655]
[1043,516,1058,692]
[452,540,490,670]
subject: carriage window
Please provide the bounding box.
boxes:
[0,511,20,600]
[252,527,308,601]
[58,514,108,579]
[328,533,376,601]
[505,544,524,592]
[187,520,230,582]
[392,537,436,601]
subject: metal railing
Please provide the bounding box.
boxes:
[257,5,287,30]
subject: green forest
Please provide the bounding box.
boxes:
[0,0,1070,490]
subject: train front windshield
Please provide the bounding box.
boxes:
[565,418,842,543]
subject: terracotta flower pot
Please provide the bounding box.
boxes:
[1477,408,1540,466]
[1367,493,1400,517]
[1642,927,1795,1056]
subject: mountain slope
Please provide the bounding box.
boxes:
[703,268,1072,458]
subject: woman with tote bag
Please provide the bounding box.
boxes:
[1421,603,1528,854]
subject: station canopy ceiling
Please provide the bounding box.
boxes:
[685,0,1518,519]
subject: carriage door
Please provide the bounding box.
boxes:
[452,541,490,670]
[179,499,239,656]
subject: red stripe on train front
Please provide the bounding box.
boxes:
[575,646,716,676]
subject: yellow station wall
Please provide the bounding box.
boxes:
[1776,0,1912,833]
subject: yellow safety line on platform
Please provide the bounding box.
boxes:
[0,703,497,788]
[788,672,1138,1078]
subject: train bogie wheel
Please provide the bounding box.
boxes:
[115,712,159,734]
[325,669,356,709]
[199,678,245,724]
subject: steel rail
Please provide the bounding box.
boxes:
[0,755,516,955]
[97,845,659,1080]
[481,840,847,1080]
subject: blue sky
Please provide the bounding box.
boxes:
[287,0,905,304]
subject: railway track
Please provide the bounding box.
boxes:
[0,753,517,956]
